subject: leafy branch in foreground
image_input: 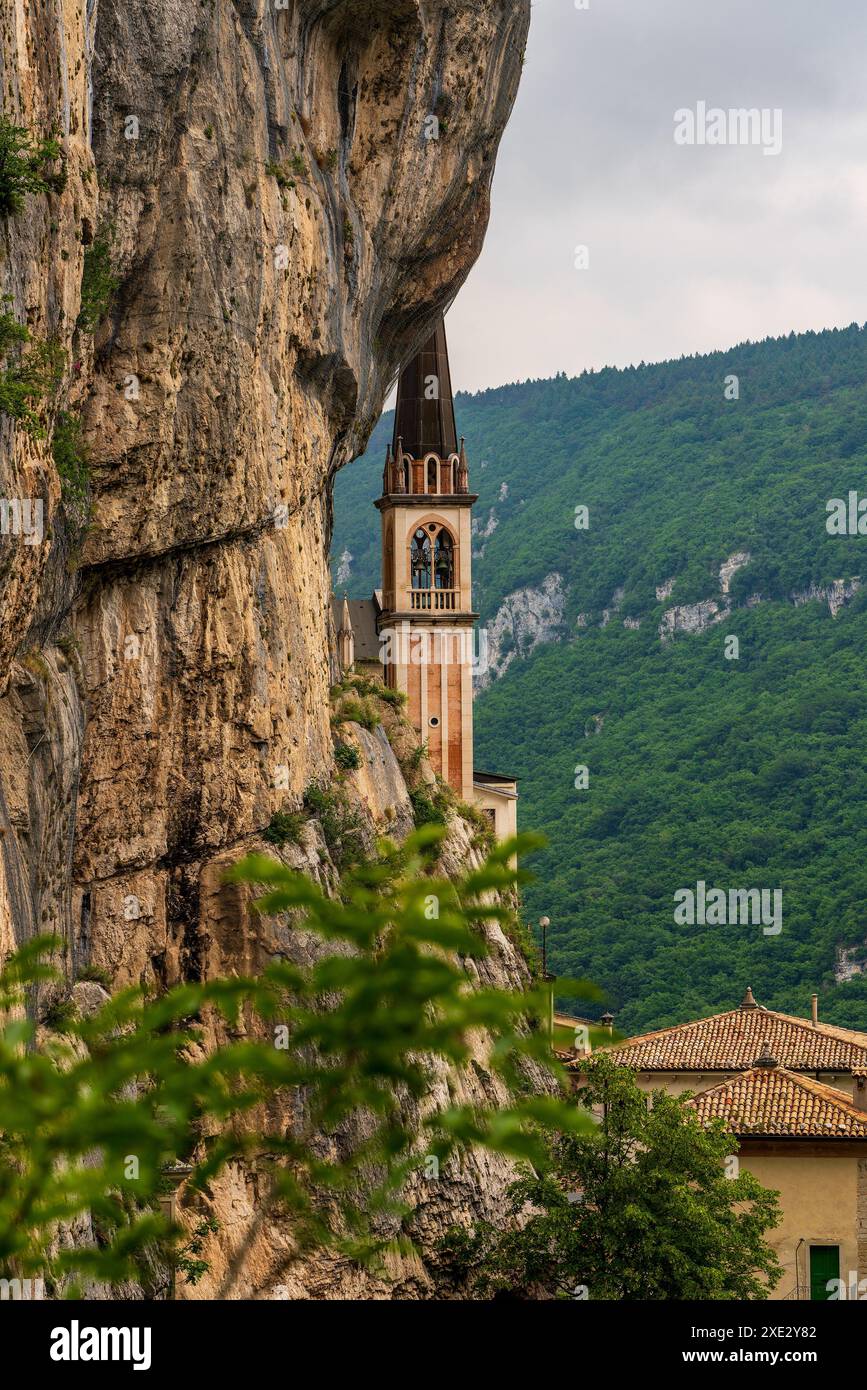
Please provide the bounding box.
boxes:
[0,828,590,1295]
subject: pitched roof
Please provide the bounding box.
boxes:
[600,991,867,1073]
[331,597,381,663]
[392,316,458,460]
[686,1066,867,1139]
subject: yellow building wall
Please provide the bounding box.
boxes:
[472,784,518,849]
[739,1152,861,1301]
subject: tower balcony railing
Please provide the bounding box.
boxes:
[409,588,459,612]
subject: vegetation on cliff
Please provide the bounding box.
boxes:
[0,115,65,217]
[0,310,63,434]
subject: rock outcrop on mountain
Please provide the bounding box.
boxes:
[476,572,566,690]
[0,0,532,1297]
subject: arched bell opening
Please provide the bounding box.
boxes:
[434,528,454,590]
[410,528,432,591]
[406,519,458,611]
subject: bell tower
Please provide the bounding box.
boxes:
[376,316,478,800]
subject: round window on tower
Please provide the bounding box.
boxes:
[429,717,440,728]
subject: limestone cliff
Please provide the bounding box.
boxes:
[0,0,532,1297]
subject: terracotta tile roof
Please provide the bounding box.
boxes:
[686,1066,867,1138]
[597,990,867,1073]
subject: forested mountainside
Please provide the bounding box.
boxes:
[333,323,867,1034]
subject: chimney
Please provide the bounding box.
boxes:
[754,1040,778,1069]
[811,994,819,1028]
[600,1011,615,1037]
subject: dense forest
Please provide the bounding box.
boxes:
[332,323,867,1035]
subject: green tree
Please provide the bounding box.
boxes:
[0,116,64,217]
[460,1056,782,1300]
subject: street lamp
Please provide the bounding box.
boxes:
[538,916,554,1046]
[538,916,550,976]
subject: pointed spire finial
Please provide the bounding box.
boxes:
[392,316,458,460]
[457,434,469,494]
[740,986,758,1010]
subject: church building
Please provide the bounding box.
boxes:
[334,316,518,843]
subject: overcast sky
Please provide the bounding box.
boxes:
[446,0,867,394]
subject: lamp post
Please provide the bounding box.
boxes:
[538,916,554,1047]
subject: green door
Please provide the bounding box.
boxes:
[809,1245,840,1300]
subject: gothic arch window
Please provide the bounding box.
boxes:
[411,529,432,590]
[434,528,454,589]
[427,457,438,493]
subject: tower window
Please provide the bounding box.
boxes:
[429,716,440,728]
[427,458,438,492]
[434,529,454,589]
[411,529,432,589]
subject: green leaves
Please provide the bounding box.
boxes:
[51,410,90,515]
[0,116,65,217]
[0,310,64,434]
[77,231,119,332]
[0,830,585,1293]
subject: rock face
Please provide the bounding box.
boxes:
[0,0,97,962]
[835,939,867,985]
[0,0,533,1297]
[476,572,566,690]
[792,577,861,618]
[659,597,726,642]
[718,550,751,596]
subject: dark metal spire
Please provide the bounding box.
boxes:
[392,316,458,459]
